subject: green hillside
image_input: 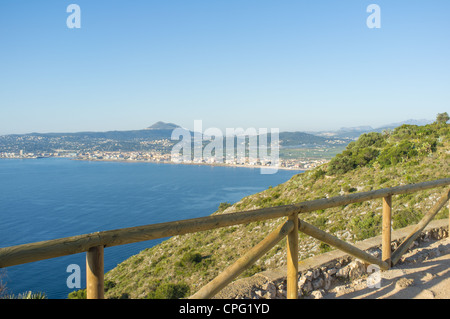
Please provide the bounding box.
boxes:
[80,120,449,299]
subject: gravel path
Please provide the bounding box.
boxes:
[324,237,450,299]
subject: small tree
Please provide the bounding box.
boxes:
[436,112,449,124]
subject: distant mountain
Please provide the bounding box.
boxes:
[0,121,348,154]
[310,119,433,140]
[146,121,181,130]
[0,122,187,154]
[279,131,338,147]
[376,119,432,131]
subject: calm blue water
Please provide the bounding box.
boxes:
[0,158,302,299]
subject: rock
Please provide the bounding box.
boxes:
[334,285,347,293]
[367,248,381,258]
[337,260,366,279]
[323,272,333,290]
[301,281,313,294]
[254,290,263,298]
[304,270,313,281]
[310,289,325,299]
[312,277,324,290]
[313,269,321,279]
[261,282,277,299]
[327,268,337,276]
[277,288,286,299]
[395,277,414,289]
[298,276,307,287]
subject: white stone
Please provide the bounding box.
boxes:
[310,289,325,299]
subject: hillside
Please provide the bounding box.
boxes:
[0,122,181,154]
[92,122,450,299]
[310,119,433,140]
[0,122,344,155]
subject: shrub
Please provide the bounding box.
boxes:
[218,202,232,211]
[175,251,204,269]
[146,282,189,299]
[68,289,86,299]
[312,168,326,180]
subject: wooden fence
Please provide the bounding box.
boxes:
[0,178,449,299]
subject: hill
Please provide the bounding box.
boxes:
[146,121,181,130]
[0,122,344,155]
[97,121,449,299]
[0,122,185,154]
[311,119,433,140]
[279,131,335,146]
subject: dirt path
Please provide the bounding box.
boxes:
[324,237,450,299]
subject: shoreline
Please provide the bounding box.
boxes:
[71,158,307,171]
[0,156,313,171]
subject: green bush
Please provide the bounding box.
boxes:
[146,282,189,299]
[311,168,326,180]
[67,280,115,299]
[218,202,232,211]
[68,289,86,299]
[179,251,202,265]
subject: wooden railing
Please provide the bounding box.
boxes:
[0,178,449,299]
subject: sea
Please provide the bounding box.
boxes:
[0,158,302,299]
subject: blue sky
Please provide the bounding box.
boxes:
[0,1,449,134]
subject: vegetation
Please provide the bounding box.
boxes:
[1,291,47,299]
[146,282,190,299]
[70,118,450,299]
[436,112,449,125]
[326,119,448,175]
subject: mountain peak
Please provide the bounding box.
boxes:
[146,121,180,130]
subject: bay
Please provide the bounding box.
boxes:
[0,158,302,299]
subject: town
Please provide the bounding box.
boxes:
[0,150,328,170]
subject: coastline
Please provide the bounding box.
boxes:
[71,157,307,171]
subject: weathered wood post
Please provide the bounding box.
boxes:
[286,213,299,299]
[86,245,104,299]
[382,195,392,268]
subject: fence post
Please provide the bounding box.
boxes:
[86,245,104,299]
[286,213,298,299]
[382,195,392,268]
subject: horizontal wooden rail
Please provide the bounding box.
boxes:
[1,178,449,269]
[190,220,294,299]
